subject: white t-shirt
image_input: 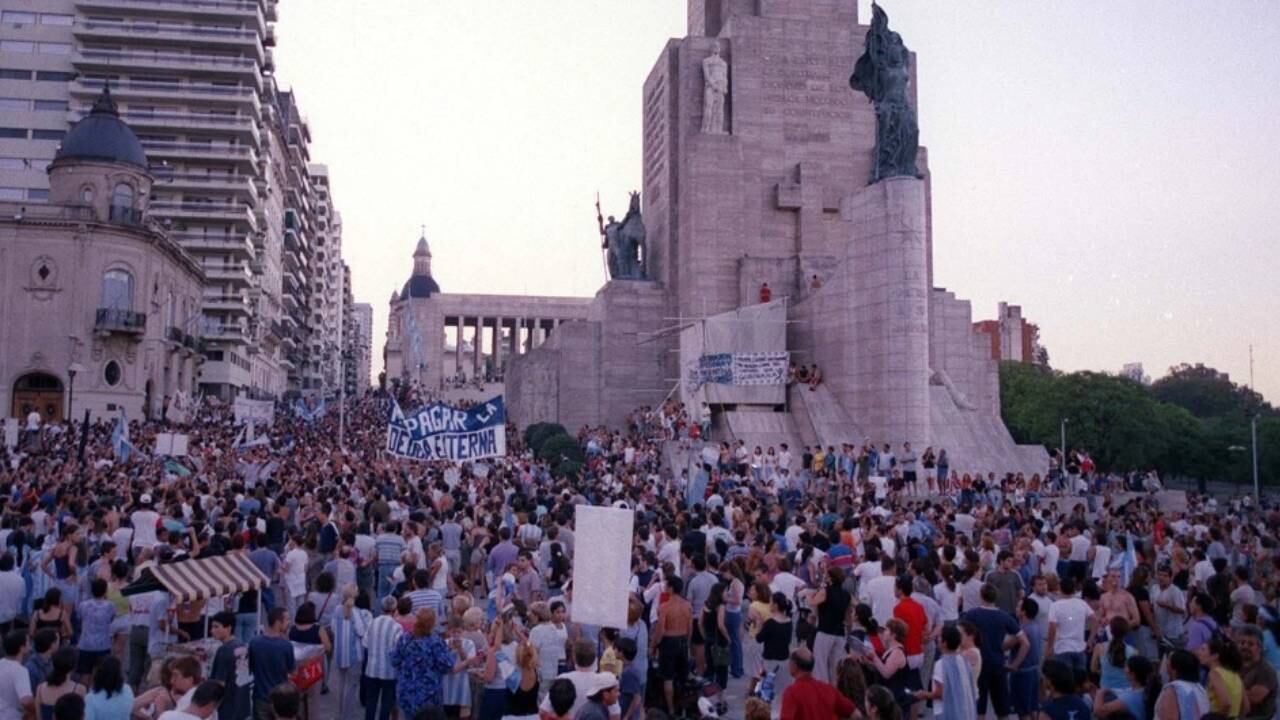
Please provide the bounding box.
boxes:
[1091,546,1112,579]
[1047,596,1093,654]
[1068,535,1090,562]
[933,582,960,622]
[0,657,32,720]
[284,547,309,596]
[130,510,160,548]
[769,572,807,601]
[865,575,898,624]
[430,554,449,593]
[1042,544,1061,576]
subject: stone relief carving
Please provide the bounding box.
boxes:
[27,256,60,301]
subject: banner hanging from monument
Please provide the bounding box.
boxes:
[686,351,789,389]
[385,396,506,462]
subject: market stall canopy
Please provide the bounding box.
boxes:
[121,553,268,602]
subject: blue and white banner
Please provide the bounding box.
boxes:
[386,396,506,461]
[293,397,326,424]
[686,351,789,389]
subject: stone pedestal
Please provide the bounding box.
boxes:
[848,176,931,448]
[591,280,667,428]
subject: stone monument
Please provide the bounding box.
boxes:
[598,192,647,280]
[506,0,1049,474]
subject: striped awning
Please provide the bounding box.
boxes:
[124,553,268,603]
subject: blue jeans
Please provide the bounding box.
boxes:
[364,677,396,720]
[235,612,257,643]
[725,609,744,677]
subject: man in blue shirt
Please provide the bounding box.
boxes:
[248,607,295,720]
[961,583,1028,720]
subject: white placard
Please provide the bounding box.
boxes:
[443,467,461,488]
[570,505,634,630]
[155,433,190,457]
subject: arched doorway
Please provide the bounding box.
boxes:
[11,373,64,423]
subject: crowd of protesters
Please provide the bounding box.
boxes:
[0,389,1275,720]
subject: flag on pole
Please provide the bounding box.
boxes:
[110,407,133,462]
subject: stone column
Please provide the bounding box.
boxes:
[510,317,520,357]
[494,316,505,371]
[452,317,461,377]
[472,316,482,379]
[848,176,930,448]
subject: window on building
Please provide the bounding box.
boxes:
[31,129,63,141]
[103,360,122,387]
[38,43,71,55]
[0,187,23,200]
[33,100,67,112]
[0,41,34,54]
[38,14,73,26]
[0,69,31,80]
[80,185,94,203]
[112,182,134,209]
[0,11,36,25]
[0,128,26,139]
[34,71,74,82]
[26,188,47,201]
[0,98,26,111]
[101,269,134,310]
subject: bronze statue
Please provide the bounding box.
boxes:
[596,191,647,280]
[850,4,921,183]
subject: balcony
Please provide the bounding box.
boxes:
[92,110,260,145]
[108,205,144,226]
[142,140,257,166]
[148,201,257,230]
[153,171,256,198]
[73,0,267,33]
[202,294,250,314]
[170,233,254,258]
[203,324,248,344]
[72,78,259,110]
[199,261,252,286]
[72,48,260,78]
[73,20,264,60]
[95,308,147,336]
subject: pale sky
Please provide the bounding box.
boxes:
[274,1,1280,402]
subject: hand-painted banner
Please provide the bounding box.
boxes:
[386,396,506,461]
[233,397,275,425]
[686,351,789,388]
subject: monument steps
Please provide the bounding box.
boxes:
[718,409,804,472]
[788,383,866,449]
[929,390,1048,478]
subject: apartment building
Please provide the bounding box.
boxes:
[350,301,372,393]
[0,0,350,400]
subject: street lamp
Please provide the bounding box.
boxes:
[66,362,85,423]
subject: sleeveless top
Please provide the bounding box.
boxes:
[35,609,63,634]
[878,645,913,706]
[504,676,539,714]
[1210,667,1244,717]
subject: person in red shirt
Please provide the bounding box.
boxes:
[759,282,772,303]
[781,647,855,719]
[892,575,927,668]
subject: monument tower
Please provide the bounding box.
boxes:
[507,0,1047,473]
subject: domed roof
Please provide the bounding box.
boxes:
[54,86,148,170]
[401,275,440,299]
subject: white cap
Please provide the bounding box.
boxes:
[585,672,618,697]
[140,493,152,505]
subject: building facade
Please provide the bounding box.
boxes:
[1,88,203,423]
[350,301,372,393]
[0,0,354,401]
[973,302,1045,365]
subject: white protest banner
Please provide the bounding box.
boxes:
[443,467,461,489]
[570,505,634,630]
[154,433,190,457]
[232,397,274,425]
[730,351,789,385]
[2,419,16,449]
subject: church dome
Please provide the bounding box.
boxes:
[401,275,440,299]
[53,86,148,170]
[401,232,439,298]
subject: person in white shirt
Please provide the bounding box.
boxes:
[854,552,883,602]
[283,533,309,617]
[0,631,33,720]
[864,557,900,625]
[0,556,25,633]
[1040,533,1061,578]
[769,559,808,603]
[130,494,160,551]
[1045,576,1093,674]
[784,518,806,554]
[158,679,223,720]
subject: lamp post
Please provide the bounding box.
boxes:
[66,362,85,423]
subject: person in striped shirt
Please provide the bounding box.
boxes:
[405,569,445,620]
[330,587,371,719]
[362,596,403,720]
[373,524,406,607]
